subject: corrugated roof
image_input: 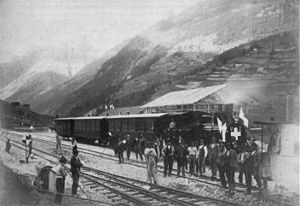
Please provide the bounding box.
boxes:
[106,113,168,119]
[73,116,107,120]
[142,84,227,107]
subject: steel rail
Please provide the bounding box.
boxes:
[1,131,296,206]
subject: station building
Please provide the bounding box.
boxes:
[141,84,256,116]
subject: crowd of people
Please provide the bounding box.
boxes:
[114,134,266,195]
[17,131,265,205]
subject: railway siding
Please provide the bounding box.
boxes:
[1,130,297,206]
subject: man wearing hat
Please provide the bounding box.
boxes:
[245,142,262,194]
[208,137,219,180]
[161,141,175,177]
[52,156,68,204]
[197,139,207,176]
[144,141,158,184]
[70,149,83,196]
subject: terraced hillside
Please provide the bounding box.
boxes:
[29,0,298,118]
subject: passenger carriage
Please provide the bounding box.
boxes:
[106,113,169,141]
[55,118,74,139]
[54,111,225,147]
[73,116,108,144]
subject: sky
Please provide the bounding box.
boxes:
[0,0,201,71]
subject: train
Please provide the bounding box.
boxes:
[55,111,223,147]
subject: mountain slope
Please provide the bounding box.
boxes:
[36,0,298,116]
[4,71,68,104]
[0,52,38,89]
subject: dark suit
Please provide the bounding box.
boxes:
[217,146,226,187]
[208,143,219,178]
[70,155,82,195]
[224,149,238,191]
[175,145,188,177]
[245,150,262,193]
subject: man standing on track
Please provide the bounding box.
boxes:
[125,135,131,160]
[175,141,188,177]
[144,141,158,185]
[138,135,146,161]
[70,149,83,196]
[197,139,207,176]
[224,142,238,193]
[208,137,219,180]
[52,156,68,204]
[56,135,62,152]
[217,141,227,188]
[162,141,175,177]
[245,143,262,194]
[187,142,197,176]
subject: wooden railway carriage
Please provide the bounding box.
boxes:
[73,116,108,144]
[55,111,225,146]
[55,118,74,138]
[106,113,169,141]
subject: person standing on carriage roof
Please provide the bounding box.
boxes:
[70,149,83,196]
[52,156,68,204]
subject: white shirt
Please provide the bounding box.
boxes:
[188,146,197,156]
[197,145,208,158]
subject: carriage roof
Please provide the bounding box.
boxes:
[105,113,168,119]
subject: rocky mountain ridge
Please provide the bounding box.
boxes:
[2,0,299,120]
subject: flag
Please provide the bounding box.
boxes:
[239,107,249,128]
[221,123,227,142]
[217,117,223,133]
[217,117,227,142]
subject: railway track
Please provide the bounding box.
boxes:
[1,130,297,206]
[0,133,241,206]
[3,130,257,192]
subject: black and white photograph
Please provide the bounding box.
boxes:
[0,0,299,205]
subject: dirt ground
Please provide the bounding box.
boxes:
[0,130,298,206]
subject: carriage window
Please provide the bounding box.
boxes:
[132,120,135,131]
[136,119,142,131]
[87,120,90,130]
[145,119,153,131]
[119,120,123,131]
[92,121,95,131]
[110,120,113,131]
[122,120,127,131]
[95,121,98,130]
